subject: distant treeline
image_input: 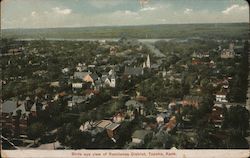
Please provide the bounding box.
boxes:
[1,23,249,40]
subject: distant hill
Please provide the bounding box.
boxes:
[1,23,249,39]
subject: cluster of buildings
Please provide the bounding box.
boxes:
[1,38,247,149]
[1,97,49,137]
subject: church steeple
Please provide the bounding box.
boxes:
[146,54,150,68]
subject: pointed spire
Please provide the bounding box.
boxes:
[146,54,150,68]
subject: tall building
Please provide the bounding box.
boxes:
[146,54,151,68]
[110,73,116,88]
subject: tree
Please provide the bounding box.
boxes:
[176,132,195,149]
[28,122,46,144]
[79,112,90,124]
[14,109,22,137]
[195,125,217,148]
[226,130,249,149]
[198,94,214,116]
[116,121,132,148]
[226,105,249,136]
[147,131,175,149]
[57,123,76,147]
[69,130,91,149]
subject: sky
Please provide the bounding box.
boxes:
[1,0,249,29]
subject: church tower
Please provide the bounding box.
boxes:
[146,54,151,68]
[110,74,116,88]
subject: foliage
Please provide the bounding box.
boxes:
[27,122,46,141]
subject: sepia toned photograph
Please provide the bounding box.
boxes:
[1,0,250,157]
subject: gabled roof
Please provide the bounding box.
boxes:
[106,123,120,131]
[96,120,112,129]
[2,100,17,114]
[90,73,99,81]
[12,104,30,116]
[74,72,91,80]
[30,103,37,112]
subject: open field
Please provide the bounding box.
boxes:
[2,23,249,39]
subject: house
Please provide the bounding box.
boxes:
[182,95,202,108]
[50,81,60,87]
[81,120,121,141]
[12,103,30,117]
[164,116,177,132]
[220,49,235,59]
[124,67,144,77]
[106,123,120,140]
[125,100,145,116]
[191,58,211,66]
[79,121,97,132]
[103,76,111,86]
[2,99,18,117]
[110,74,116,88]
[213,102,245,109]
[83,73,99,83]
[110,46,119,55]
[72,83,83,89]
[2,100,30,136]
[113,112,125,123]
[67,96,87,107]
[96,120,112,129]
[74,72,91,80]
[62,68,69,73]
[156,113,170,124]
[212,78,229,89]
[168,102,177,109]
[101,71,117,88]
[131,130,153,144]
[192,51,210,58]
[76,63,87,72]
[1,100,18,132]
[12,103,30,135]
[215,92,228,103]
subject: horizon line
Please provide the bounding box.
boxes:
[1,22,248,30]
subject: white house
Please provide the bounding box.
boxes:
[62,68,69,73]
[110,74,116,88]
[72,83,83,89]
[215,93,228,103]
